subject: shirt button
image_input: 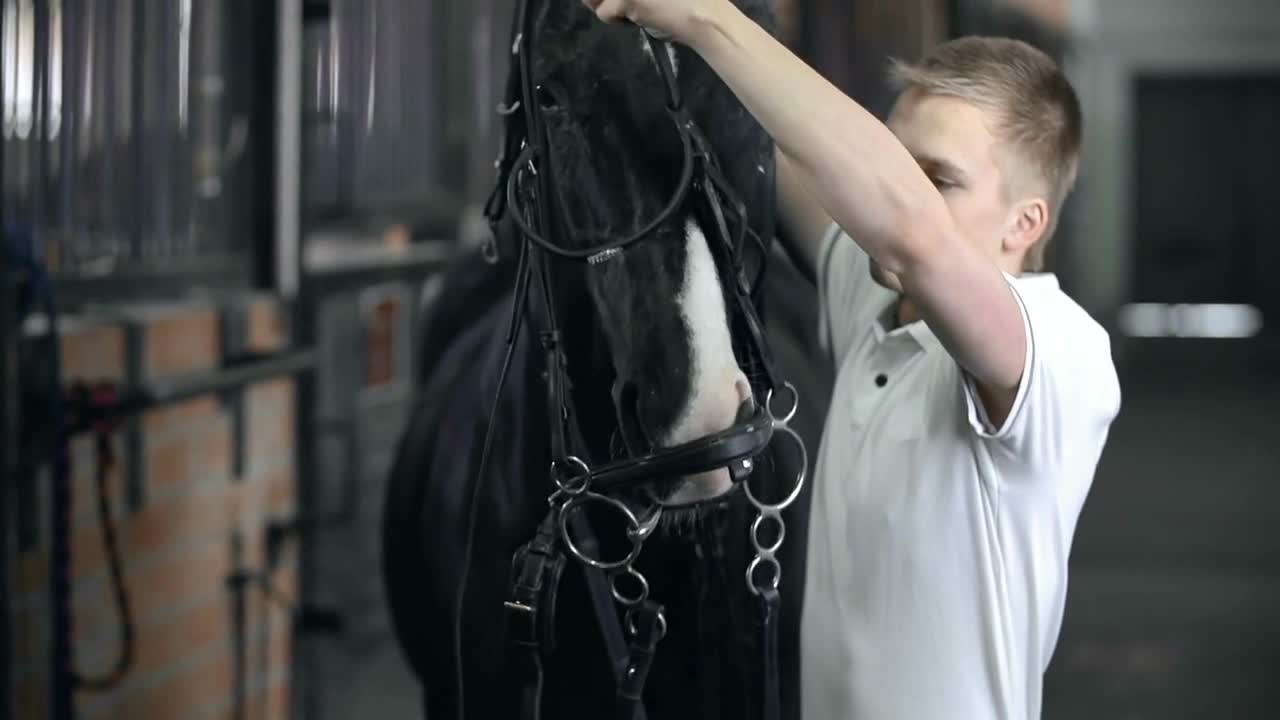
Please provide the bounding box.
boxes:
[874,373,888,387]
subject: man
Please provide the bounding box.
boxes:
[584,1,1123,718]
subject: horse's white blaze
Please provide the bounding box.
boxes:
[663,219,749,504]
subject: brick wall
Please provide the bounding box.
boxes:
[10,295,298,720]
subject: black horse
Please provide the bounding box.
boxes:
[382,2,813,718]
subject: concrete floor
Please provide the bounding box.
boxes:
[1043,338,1280,718]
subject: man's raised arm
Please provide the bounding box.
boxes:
[586,0,1030,419]
[774,147,834,287]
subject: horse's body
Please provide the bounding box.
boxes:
[382,2,813,718]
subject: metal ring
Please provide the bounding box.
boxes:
[551,455,591,495]
[751,513,786,556]
[626,607,668,640]
[610,567,649,607]
[742,425,807,513]
[557,492,645,571]
[630,505,663,543]
[746,555,781,595]
[765,381,799,425]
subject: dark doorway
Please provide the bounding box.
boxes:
[1131,74,1280,329]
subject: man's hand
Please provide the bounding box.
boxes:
[581,0,723,44]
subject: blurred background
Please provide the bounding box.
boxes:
[1,0,1277,718]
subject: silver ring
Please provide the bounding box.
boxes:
[751,513,785,556]
[630,505,663,542]
[765,381,799,425]
[746,555,781,595]
[742,425,807,513]
[626,607,669,639]
[557,492,645,571]
[551,455,592,495]
[610,567,649,606]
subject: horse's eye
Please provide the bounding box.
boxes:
[536,85,562,111]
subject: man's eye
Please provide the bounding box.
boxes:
[931,176,957,190]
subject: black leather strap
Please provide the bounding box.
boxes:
[563,412,652,720]
[758,587,782,720]
[616,600,665,720]
[504,511,566,720]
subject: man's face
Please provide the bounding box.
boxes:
[872,89,1016,291]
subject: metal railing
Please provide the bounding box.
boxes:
[1,0,272,302]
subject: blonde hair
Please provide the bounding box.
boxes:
[888,36,1083,271]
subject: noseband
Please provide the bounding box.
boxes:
[456,1,808,718]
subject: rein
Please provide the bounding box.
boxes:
[455,2,808,718]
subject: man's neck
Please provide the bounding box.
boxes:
[895,296,921,328]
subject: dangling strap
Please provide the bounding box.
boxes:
[758,587,782,720]
[616,599,666,720]
[504,511,566,720]
[563,409,652,720]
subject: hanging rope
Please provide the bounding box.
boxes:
[3,227,135,720]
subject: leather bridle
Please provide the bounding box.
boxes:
[453,1,808,718]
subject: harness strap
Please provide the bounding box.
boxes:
[616,599,665,720]
[504,511,566,720]
[698,168,785,394]
[758,587,782,720]
[541,328,570,466]
[562,409,653,720]
[482,0,532,256]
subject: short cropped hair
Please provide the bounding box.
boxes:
[888,36,1083,272]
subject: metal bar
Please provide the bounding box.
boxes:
[151,0,174,264]
[44,347,316,443]
[0,0,12,714]
[33,0,49,260]
[61,0,79,266]
[51,254,253,311]
[1,276,16,720]
[131,0,146,263]
[130,348,316,415]
[274,0,302,297]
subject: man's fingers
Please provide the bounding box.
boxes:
[592,0,631,23]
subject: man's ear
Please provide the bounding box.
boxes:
[1003,196,1049,258]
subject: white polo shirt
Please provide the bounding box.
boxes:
[800,225,1121,720]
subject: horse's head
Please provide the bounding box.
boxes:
[523,2,772,506]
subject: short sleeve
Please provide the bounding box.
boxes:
[960,276,1122,470]
[817,223,876,367]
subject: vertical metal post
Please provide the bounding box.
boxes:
[275,1,309,717]
[0,0,12,707]
[131,0,146,264]
[61,0,80,268]
[33,0,49,257]
[151,0,174,264]
[275,0,301,299]
[0,279,14,720]
[192,0,224,258]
